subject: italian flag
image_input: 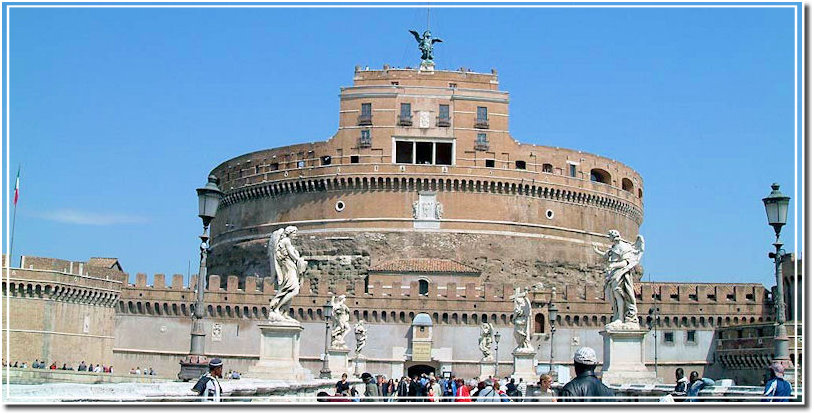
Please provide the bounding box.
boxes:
[13,166,19,205]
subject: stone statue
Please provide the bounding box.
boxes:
[330,294,351,349]
[409,29,443,65]
[435,202,443,219]
[479,323,494,360]
[593,230,645,330]
[268,226,307,323]
[511,287,533,352]
[354,320,367,355]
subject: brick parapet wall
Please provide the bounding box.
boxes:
[2,267,122,307]
[117,274,770,330]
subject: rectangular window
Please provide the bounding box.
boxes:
[297,160,305,168]
[361,103,372,116]
[542,163,553,173]
[439,104,449,120]
[515,160,526,170]
[401,103,411,118]
[449,82,457,88]
[436,143,453,165]
[664,332,674,343]
[416,142,433,164]
[485,159,495,168]
[359,129,371,148]
[477,106,488,121]
[396,141,413,164]
[350,155,360,164]
[687,330,697,343]
[359,103,372,126]
[391,81,399,86]
[475,133,489,151]
[269,162,279,171]
[321,156,331,166]
[569,164,577,177]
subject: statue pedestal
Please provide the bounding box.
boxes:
[479,358,495,380]
[327,347,351,378]
[246,322,313,381]
[599,328,657,385]
[511,350,537,383]
[353,354,366,377]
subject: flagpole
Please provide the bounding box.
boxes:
[9,166,18,267]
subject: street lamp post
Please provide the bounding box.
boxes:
[179,175,223,381]
[494,331,501,378]
[547,298,559,380]
[762,183,792,368]
[648,307,660,376]
[320,300,333,379]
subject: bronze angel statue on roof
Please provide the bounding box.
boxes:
[409,29,443,64]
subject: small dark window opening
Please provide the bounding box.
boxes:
[542,163,553,173]
[689,294,698,301]
[416,142,433,165]
[436,143,453,165]
[269,163,279,171]
[364,275,370,294]
[321,156,332,166]
[534,313,545,333]
[687,330,697,342]
[515,160,526,170]
[391,81,399,86]
[726,294,735,301]
[418,280,429,296]
[670,293,679,301]
[569,164,577,177]
[737,329,743,339]
[664,332,674,343]
[396,141,413,163]
[485,159,495,168]
[449,83,457,88]
[350,155,360,164]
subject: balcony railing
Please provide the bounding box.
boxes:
[398,115,413,126]
[359,136,372,148]
[436,116,451,127]
[474,139,489,151]
[474,118,489,129]
[357,113,372,126]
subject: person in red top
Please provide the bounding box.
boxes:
[455,378,471,402]
[49,362,57,370]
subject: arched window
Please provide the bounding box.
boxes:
[590,168,611,184]
[419,280,429,296]
[534,313,545,333]
[622,178,634,192]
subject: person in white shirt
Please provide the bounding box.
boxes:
[192,359,223,402]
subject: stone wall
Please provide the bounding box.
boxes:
[1,267,121,368]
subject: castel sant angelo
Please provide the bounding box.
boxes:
[2,32,801,387]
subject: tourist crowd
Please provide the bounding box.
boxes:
[315,346,793,403]
[3,359,115,373]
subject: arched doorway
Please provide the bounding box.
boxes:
[406,363,438,378]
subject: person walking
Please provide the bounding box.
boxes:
[454,378,471,402]
[686,371,715,402]
[558,347,615,402]
[335,372,350,395]
[761,362,792,402]
[397,376,410,402]
[362,372,381,402]
[191,358,223,402]
[475,380,498,402]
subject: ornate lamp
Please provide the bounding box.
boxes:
[494,331,501,377]
[763,183,790,240]
[548,300,558,379]
[762,183,792,370]
[179,175,223,381]
[320,300,333,379]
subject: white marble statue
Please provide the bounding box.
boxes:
[354,320,367,355]
[479,323,494,360]
[593,229,645,330]
[268,226,307,323]
[330,294,351,349]
[511,287,533,352]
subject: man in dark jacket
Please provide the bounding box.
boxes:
[397,376,410,401]
[559,347,616,402]
[362,372,381,402]
[408,375,423,402]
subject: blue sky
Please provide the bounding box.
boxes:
[3,4,803,286]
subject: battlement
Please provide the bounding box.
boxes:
[121,273,769,306]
